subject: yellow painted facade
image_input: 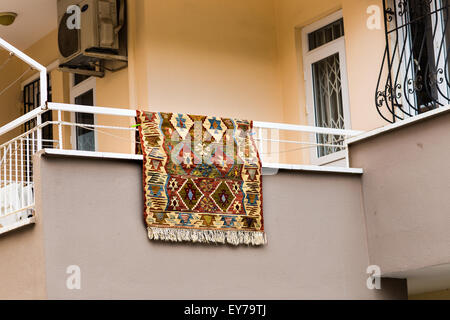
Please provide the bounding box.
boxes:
[0,0,389,161]
[410,289,450,300]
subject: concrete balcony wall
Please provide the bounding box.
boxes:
[348,109,450,293]
[0,220,46,299]
[32,153,406,299]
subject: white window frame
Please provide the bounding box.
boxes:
[301,10,352,166]
[69,75,98,152]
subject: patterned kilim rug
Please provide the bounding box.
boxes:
[136,111,266,246]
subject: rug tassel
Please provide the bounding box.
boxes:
[148,227,267,246]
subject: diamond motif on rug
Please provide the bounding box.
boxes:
[178,179,203,210]
[211,181,235,212]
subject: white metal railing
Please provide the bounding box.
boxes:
[0,37,47,150]
[0,129,39,217]
[0,102,363,218]
[45,102,363,167]
[0,37,47,225]
[0,36,364,223]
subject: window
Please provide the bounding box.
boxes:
[23,74,53,148]
[73,74,91,86]
[301,11,351,164]
[308,18,344,51]
[70,75,97,151]
[22,74,53,177]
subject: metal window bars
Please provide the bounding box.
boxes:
[376,0,450,123]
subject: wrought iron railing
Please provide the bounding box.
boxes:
[376,0,450,123]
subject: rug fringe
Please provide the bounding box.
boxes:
[148,227,267,246]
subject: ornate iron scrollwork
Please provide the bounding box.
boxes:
[376,0,450,123]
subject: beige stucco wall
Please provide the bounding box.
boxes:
[0,223,47,299]
[34,153,406,299]
[0,29,68,146]
[273,0,387,163]
[0,154,48,299]
[0,50,24,144]
[0,0,392,159]
[96,68,133,154]
[273,0,385,131]
[127,0,283,123]
[0,26,132,153]
[348,110,450,276]
[127,0,389,128]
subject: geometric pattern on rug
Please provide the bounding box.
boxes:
[136,111,265,246]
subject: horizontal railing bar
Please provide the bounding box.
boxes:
[255,138,343,148]
[47,102,136,117]
[0,107,45,137]
[253,121,363,136]
[56,121,135,131]
[0,38,46,72]
[47,103,363,137]
[0,120,53,149]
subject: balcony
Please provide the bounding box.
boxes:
[0,1,449,299]
[0,34,366,236]
[0,100,365,234]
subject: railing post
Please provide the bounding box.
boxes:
[37,70,47,152]
[20,139,24,209]
[36,114,42,151]
[14,141,18,210]
[0,37,47,151]
[58,110,63,149]
[344,140,350,168]
[258,127,264,163]
[2,147,5,216]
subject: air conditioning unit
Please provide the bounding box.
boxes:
[57,0,127,77]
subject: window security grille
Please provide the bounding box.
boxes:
[376,0,450,123]
[23,75,53,176]
[307,17,346,157]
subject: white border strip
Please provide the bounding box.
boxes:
[44,149,143,160]
[347,105,450,145]
[43,149,363,174]
[0,217,35,236]
[262,162,363,174]
[254,121,362,136]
